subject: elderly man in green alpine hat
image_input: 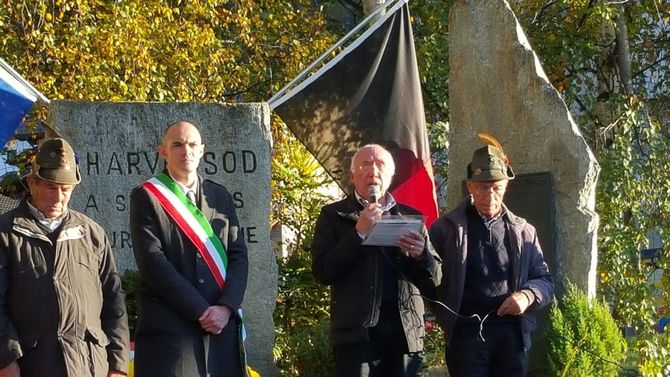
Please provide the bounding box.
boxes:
[0,138,129,377]
[429,137,553,377]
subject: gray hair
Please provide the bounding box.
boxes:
[349,144,396,175]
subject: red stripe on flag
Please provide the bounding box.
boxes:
[391,161,438,226]
[143,183,226,289]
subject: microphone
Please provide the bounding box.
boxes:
[368,185,381,204]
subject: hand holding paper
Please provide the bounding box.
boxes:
[396,230,426,259]
[361,215,424,249]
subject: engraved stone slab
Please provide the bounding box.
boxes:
[49,101,277,376]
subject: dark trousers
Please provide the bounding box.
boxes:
[334,342,423,377]
[446,321,527,377]
[16,332,68,377]
[334,306,423,377]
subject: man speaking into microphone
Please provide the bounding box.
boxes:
[311,144,442,377]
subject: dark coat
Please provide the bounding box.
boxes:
[130,176,248,377]
[311,195,442,352]
[428,197,553,349]
[0,199,130,376]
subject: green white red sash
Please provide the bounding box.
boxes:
[143,172,228,290]
[142,173,258,375]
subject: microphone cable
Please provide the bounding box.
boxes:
[380,249,642,376]
[381,248,496,342]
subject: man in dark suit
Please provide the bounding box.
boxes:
[311,144,442,377]
[129,121,248,377]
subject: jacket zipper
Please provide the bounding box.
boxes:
[365,247,381,328]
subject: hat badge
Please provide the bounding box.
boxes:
[52,149,67,166]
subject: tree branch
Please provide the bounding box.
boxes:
[631,53,670,81]
[531,0,558,26]
[576,0,598,32]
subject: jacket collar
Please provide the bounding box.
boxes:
[12,199,84,243]
[353,191,397,213]
[160,169,214,221]
[336,193,401,221]
[25,199,66,232]
[446,195,526,228]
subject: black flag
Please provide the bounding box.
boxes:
[270,0,438,224]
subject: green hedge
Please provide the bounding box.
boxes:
[548,282,628,376]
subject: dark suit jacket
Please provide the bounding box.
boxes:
[311,195,442,352]
[129,175,248,377]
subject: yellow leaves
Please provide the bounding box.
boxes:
[1,0,336,107]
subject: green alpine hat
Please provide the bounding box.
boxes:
[31,138,81,185]
[467,145,515,181]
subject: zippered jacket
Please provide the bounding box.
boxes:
[429,197,553,349]
[311,195,442,352]
[0,199,129,376]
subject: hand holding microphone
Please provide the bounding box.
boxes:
[356,185,383,237]
[368,185,380,204]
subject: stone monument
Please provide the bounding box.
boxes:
[448,1,600,373]
[448,0,599,296]
[48,101,277,376]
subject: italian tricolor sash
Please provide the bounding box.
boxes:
[143,172,228,290]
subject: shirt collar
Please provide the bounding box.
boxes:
[169,172,198,195]
[355,190,397,212]
[26,200,65,233]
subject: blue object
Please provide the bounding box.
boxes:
[0,61,37,149]
[658,316,670,333]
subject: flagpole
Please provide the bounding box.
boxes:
[267,0,407,109]
[0,57,50,104]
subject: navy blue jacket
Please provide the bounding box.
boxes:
[130,175,248,376]
[429,197,553,349]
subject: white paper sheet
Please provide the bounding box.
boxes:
[361,216,423,247]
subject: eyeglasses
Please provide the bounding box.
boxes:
[356,160,386,171]
[471,184,507,195]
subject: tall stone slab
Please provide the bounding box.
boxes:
[48,101,277,376]
[448,0,600,297]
